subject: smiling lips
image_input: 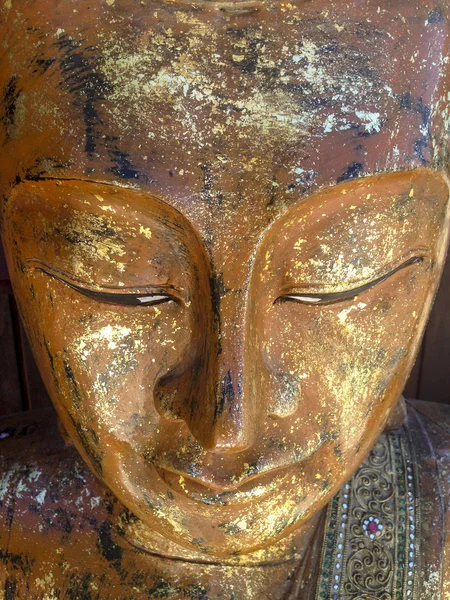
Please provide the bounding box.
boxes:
[154,463,296,505]
[149,437,327,505]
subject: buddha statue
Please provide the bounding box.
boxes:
[1,0,450,597]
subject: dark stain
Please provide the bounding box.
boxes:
[143,491,154,510]
[27,503,41,515]
[333,444,343,459]
[399,91,413,110]
[228,29,261,74]
[53,39,142,181]
[42,337,62,393]
[53,220,122,247]
[69,416,104,477]
[337,162,364,183]
[414,139,428,165]
[186,486,233,506]
[217,514,255,535]
[63,356,82,407]
[427,7,444,23]
[210,271,230,335]
[0,549,34,576]
[200,164,224,207]
[5,506,13,529]
[66,572,95,600]
[4,577,16,600]
[97,521,123,566]
[398,92,431,164]
[108,147,140,180]
[1,77,22,143]
[215,370,234,421]
[274,510,303,535]
[55,35,109,157]
[79,313,94,326]
[217,520,244,535]
[95,347,138,395]
[21,155,70,182]
[129,569,147,588]
[34,57,56,75]
[103,496,115,516]
[146,580,174,598]
[266,174,280,209]
[267,436,288,452]
[30,53,56,76]
[375,297,390,314]
[191,537,205,545]
[399,93,431,128]
[54,506,74,534]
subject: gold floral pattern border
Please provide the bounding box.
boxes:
[315,429,419,600]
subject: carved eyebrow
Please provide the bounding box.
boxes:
[27,260,179,306]
[278,255,425,306]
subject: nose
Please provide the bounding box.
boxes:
[207,305,257,452]
[191,286,257,453]
[153,286,258,453]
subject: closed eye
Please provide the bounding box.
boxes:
[276,255,425,306]
[28,261,178,306]
[64,286,175,306]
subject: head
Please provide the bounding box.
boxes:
[1,0,450,556]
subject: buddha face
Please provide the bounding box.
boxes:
[1,0,450,557]
[2,169,449,555]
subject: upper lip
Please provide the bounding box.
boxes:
[155,461,293,494]
[148,437,327,495]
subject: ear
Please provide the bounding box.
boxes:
[384,395,408,431]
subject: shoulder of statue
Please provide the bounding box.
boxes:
[0,406,76,468]
[0,407,116,520]
[0,409,171,595]
[0,405,114,513]
[406,399,450,597]
[405,399,450,488]
[0,409,122,583]
[407,397,450,442]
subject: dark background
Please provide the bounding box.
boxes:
[1,236,450,417]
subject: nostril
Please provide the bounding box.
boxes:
[154,387,184,421]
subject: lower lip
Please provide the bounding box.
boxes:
[155,465,292,506]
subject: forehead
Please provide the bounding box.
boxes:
[0,0,448,227]
[6,169,448,263]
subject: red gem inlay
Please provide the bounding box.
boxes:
[368,522,379,533]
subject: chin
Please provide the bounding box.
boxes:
[95,447,342,556]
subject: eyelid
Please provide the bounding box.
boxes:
[277,252,427,306]
[26,260,181,305]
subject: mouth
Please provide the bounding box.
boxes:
[154,462,296,505]
[148,434,328,506]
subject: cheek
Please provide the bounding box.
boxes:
[21,276,193,430]
[259,273,429,442]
